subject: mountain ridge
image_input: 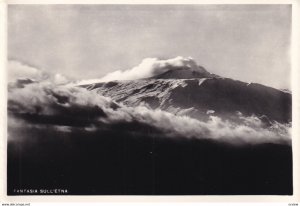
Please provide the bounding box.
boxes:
[9,60,291,125]
[81,73,291,124]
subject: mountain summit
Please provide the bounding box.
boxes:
[81,57,291,124]
[78,56,218,84]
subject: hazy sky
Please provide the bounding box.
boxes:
[8,4,291,89]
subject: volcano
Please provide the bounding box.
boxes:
[81,63,291,124]
[7,57,293,195]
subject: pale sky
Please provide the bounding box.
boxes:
[8,4,291,89]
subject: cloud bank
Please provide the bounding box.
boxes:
[78,56,201,85]
[8,60,70,84]
[8,81,291,145]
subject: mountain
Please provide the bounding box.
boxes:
[7,59,293,195]
[81,66,291,124]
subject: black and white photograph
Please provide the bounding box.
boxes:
[4,3,296,197]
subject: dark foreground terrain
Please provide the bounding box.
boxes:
[8,122,293,195]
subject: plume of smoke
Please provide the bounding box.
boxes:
[8,82,291,145]
[78,56,199,85]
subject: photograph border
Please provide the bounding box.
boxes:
[0,0,299,203]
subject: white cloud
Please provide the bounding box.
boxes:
[8,82,291,146]
[8,60,70,84]
[77,56,200,85]
[8,60,48,82]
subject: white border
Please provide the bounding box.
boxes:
[0,0,8,203]
[0,0,299,203]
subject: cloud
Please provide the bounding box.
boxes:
[77,56,201,85]
[8,82,291,145]
[8,60,48,82]
[8,82,114,117]
[8,60,70,84]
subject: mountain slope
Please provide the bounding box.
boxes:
[82,76,291,124]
